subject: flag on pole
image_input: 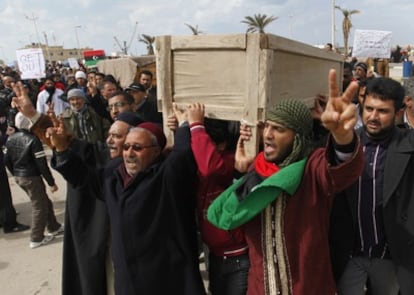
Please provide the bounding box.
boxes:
[83,50,106,67]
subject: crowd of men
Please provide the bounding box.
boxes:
[1,57,414,295]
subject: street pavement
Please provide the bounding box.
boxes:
[0,159,65,295]
[0,149,209,295]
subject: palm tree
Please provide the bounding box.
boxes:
[184,23,204,35]
[241,13,278,34]
[335,6,360,57]
[138,34,155,55]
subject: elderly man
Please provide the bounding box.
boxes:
[207,69,364,295]
[48,115,204,294]
[11,81,143,294]
[61,88,110,143]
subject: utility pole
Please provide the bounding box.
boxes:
[331,0,336,48]
[75,25,82,59]
[25,13,42,48]
[43,31,52,63]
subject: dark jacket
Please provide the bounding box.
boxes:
[330,127,414,294]
[60,139,110,295]
[136,96,163,125]
[52,125,205,295]
[5,130,55,186]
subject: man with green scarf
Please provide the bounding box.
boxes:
[207,69,364,295]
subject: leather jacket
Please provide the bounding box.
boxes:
[4,130,55,186]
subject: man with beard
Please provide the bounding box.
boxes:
[61,88,110,144]
[330,77,414,294]
[207,69,364,295]
[36,76,69,116]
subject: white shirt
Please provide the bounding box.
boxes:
[36,88,69,116]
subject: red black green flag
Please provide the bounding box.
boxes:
[83,50,106,67]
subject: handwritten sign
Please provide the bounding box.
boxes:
[16,48,45,80]
[67,57,79,69]
[352,30,392,58]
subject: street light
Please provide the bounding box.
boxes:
[25,13,42,48]
[331,0,336,48]
[0,46,6,64]
[43,31,52,62]
[74,25,82,58]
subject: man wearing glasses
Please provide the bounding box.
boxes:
[106,91,134,121]
[48,116,205,294]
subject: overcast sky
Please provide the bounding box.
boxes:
[1,0,413,64]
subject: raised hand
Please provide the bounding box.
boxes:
[45,116,73,152]
[187,103,205,125]
[321,69,359,145]
[172,103,188,125]
[11,82,37,118]
[235,123,255,172]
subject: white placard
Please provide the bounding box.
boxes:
[352,30,392,58]
[67,57,79,69]
[16,48,46,80]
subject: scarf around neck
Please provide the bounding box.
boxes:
[207,155,307,230]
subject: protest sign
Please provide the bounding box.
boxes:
[16,48,45,79]
[67,57,79,69]
[352,29,392,58]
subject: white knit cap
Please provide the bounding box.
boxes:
[75,71,87,80]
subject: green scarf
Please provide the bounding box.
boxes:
[207,158,307,230]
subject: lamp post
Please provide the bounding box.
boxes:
[74,25,82,59]
[25,13,42,48]
[331,0,336,48]
[42,31,52,63]
[0,46,6,64]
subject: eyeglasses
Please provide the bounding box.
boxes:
[122,143,157,152]
[107,102,128,111]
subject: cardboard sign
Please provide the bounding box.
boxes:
[16,48,46,80]
[67,57,79,69]
[352,30,392,58]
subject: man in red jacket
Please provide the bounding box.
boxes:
[208,69,364,295]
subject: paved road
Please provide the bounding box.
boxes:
[0,149,209,295]
[0,160,65,295]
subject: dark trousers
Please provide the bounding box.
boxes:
[337,256,399,295]
[208,252,250,295]
[15,176,60,242]
[0,166,17,230]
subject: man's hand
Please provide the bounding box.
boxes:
[235,124,255,172]
[45,116,73,152]
[311,94,328,121]
[187,103,205,125]
[11,82,37,118]
[166,114,178,132]
[172,103,188,125]
[321,69,359,145]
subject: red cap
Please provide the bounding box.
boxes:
[138,122,166,149]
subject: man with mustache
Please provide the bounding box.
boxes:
[330,77,414,294]
[48,116,204,294]
[11,81,142,294]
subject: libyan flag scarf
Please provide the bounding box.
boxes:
[207,152,307,230]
